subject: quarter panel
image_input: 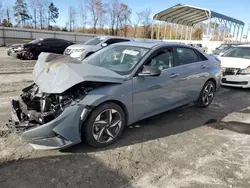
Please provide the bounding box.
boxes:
[79,80,134,124]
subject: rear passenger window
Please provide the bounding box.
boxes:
[194,49,208,61]
[176,47,199,65]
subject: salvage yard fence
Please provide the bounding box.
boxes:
[0,27,223,52]
[0,27,97,46]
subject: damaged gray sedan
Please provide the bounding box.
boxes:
[10,41,221,150]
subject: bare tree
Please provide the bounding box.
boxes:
[30,0,39,28]
[98,3,107,34]
[86,0,102,34]
[108,0,119,35]
[68,6,77,32]
[6,6,12,23]
[141,8,152,38]
[79,0,88,29]
[0,1,4,23]
[133,12,142,37]
[118,3,131,37]
[35,0,47,29]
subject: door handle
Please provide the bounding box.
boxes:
[201,65,206,69]
[170,73,179,78]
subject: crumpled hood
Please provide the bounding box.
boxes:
[33,53,125,94]
[220,57,250,69]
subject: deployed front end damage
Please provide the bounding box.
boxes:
[10,82,106,149]
[9,53,125,149]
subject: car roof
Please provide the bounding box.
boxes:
[95,35,133,40]
[113,41,189,49]
[236,44,250,47]
[221,43,240,45]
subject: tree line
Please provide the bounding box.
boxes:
[0,0,153,38]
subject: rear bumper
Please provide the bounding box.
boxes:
[221,75,250,88]
[9,99,90,150]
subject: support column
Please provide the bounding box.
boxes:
[175,24,179,40]
[211,18,217,42]
[164,23,167,39]
[180,25,183,40]
[157,22,161,40]
[236,24,240,41]
[189,26,193,42]
[185,26,188,40]
[223,21,227,41]
[217,18,222,41]
[207,17,211,38]
[170,23,172,40]
[233,23,236,41]
[240,25,244,42]
[151,20,154,39]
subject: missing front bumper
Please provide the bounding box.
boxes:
[9,99,89,150]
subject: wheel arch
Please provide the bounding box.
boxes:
[94,100,129,125]
[206,78,217,90]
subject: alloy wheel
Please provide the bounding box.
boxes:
[202,83,214,105]
[92,109,122,143]
[26,52,33,60]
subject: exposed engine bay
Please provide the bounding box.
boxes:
[12,82,109,130]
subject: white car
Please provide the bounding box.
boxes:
[64,36,132,60]
[220,45,250,88]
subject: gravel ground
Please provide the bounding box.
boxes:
[0,47,250,188]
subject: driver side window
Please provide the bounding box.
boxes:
[146,48,174,70]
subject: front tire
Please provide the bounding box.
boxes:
[82,102,125,148]
[195,81,215,108]
[25,51,34,60]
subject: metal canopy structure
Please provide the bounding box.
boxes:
[152,4,245,42]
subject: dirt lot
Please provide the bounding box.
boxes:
[0,47,250,188]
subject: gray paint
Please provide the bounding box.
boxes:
[12,42,221,149]
[33,53,125,93]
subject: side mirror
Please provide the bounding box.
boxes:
[37,43,42,46]
[215,47,218,50]
[138,65,161,77]
[101,43,107,47]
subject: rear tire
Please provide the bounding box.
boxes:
[195,81,215,108]
[82,102,125,148]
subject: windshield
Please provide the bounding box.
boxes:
[223,47,250,59]
[84,37,105,45]
[83,45,149,75]
[29,38,43,44]
[217,44,231,50]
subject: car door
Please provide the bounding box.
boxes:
[34,39,51,55]
[173,47,208,103]
[132,47,182,121]
[50,39,68,54]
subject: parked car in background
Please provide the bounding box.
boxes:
[17,38,74,60]
[188,43,206,52]
[220,45,250,88]
[10,41,221,150]
[64,36,133,60]
[212,43,239,55]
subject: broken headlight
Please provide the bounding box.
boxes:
[240,66,250,74]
